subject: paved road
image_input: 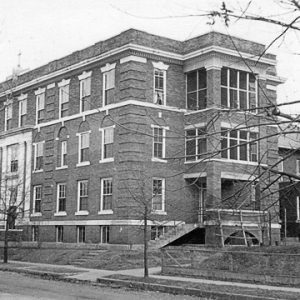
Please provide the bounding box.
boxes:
[0,271,197,300]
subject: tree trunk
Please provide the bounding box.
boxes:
[3,217,9,263]
[143,206,149,278]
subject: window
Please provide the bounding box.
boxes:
[19,99,27,127]
[59,85,69,118]
[58,140,67,167]
[79,73,91,112]
[78,180,88,212]
[100,226,110,243]
[78,132,90,163]
[101,127,114,161]
[77,226,85,243]
[100,178,113,212]
[185,128,207,161]
[297,196,300,221]
[33,185,42,213]
[34,142,44,171]
[151,226,166,240]
[7,206,17,229]
[153,127,164,159]
[57,183,66,212]
[5,103,12,131]
[152,178,165,212]
[8,144,19,172]
[186,69,207,110]
[296,159,300,175]
[56,226,64,243]
[221,128,258,162]
[221,68,257,110]
[32,226,39,242]
[152,61,169,105]
[102,66,115,106]
[278,157,284,182]
[36,91,45,124]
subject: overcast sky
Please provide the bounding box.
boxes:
[1,0,300,113]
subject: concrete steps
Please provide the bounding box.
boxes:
[71,249,108,266]
[149,223,198,249]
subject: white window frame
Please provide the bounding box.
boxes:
[99,178,113,214]
[78,71,92,113]
[7,144,19,173]
[58,79,70,118]
[32,185,42,216]
[33,141,45,172]
[76,131,91,166]
[56,225,64,242]
[60,140,67,168]
[152,178,166,214]
[76,180,89,215]
[185,127,207,162]
[99,126,115,163]
[18,94,27,127]
[55,183,67,216]
[297,196,300,221]
[221,68,258,110]
[151,125,169,162]
[101,63,116,107]
[4,102,13,131]
[35,88,46,125]
[296,159,300,175]
[221,128,258,163]
[77,225,86,243]
[152,61,169,106]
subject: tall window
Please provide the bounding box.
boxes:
[78,132,90,163]
[100,226,110,243]
[5,103,12,131]
[297,196,300,221]
[101,127,114,161]
[34,142,44,171]
[153,127,166,159]
[221,68,257,110]
[33,185,42,213]
[59,84,69,118]
[57,183,66,212]
[152,178,165,212]
[19,99,27,127]
[8,144,19,172]
[58,140,67,167]
[186,69,207,110]
[102,64,115,106]
[56,226,64,243]
[221,128,258,162]
[100,178,113,212]
[32,226,39,242]
[77,226,85,243]
[36,91,45,124]
[152,61,168,105]
[79,72,92,112]
[78,180,88,212]
[185,127,207,162]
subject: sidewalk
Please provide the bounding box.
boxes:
[1,260,300,298]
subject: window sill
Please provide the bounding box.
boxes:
[54,212,67,216]
[31,213,42,217]
[56,166,68,170]
[75,211,89,216]
[99,158,114,163]
[33,169,43,173]
[76,161,90,167]
[98,210,113,215]
[152,158,167,163]
[151,211,167,215]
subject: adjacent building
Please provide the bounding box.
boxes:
[0,29,284,246]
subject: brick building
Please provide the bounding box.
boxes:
[0,29,283,246]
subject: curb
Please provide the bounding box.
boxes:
[96,277,280,300]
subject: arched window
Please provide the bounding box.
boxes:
[57,127,68,168]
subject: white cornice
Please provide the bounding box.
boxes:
[17,93,27,101]
[152,61,169,70]
[34,87,46,95]
[120,55,147,64]
[58,78,70,87]
[0,43,277,97]
[101,63,116,73]
[78,71,92,80]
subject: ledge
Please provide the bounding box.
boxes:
[31,213,42,217]
[75,211,89,216]
[76,161,90,167]
[56,166,68,170]
[54,212,67,217]
[99,158,114,164]
[151,158,167,163]
[98,210,113,215]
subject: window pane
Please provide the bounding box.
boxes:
[221,87,228,107]
[221,68,227,86]
[230,139,237,159]
[198,69,207,89]
[229,89,238,108]
[239,71,247,90]
[229,69,237,87]
[239,91,247,109]
[198,90,207,109]
[249,92,256,109]
[186,139,196,161]
[198,138,207,156]
[187,71,197,92]
[240,130,247,140]
[187,92,197,110]
[240,143,247,161]
[249,74,256,91]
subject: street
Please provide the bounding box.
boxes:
[0,271,197,300]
